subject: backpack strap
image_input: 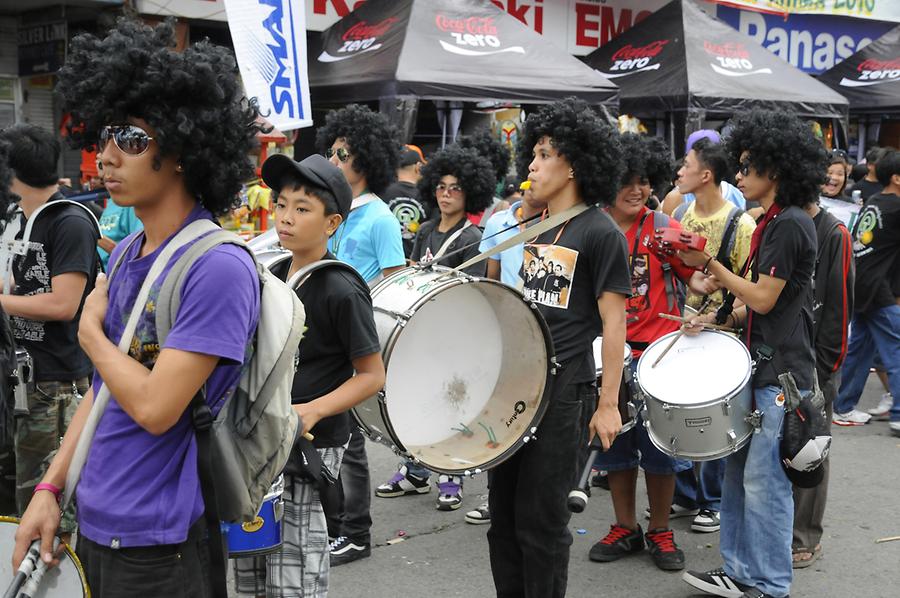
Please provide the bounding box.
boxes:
[287,258,369,291]
[21,199,100,244]
[672,199,689,222]
[649,210,679,312]
[717,206,745,273]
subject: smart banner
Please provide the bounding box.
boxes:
[224,0,313,131]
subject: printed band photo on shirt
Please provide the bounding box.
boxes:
[627,252,651,314]
[522,244,577,309]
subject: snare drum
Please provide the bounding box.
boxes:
[0,517,89,597]
[222,475,285,558]
[637,330,753,461]
[353,266,554,475]
[592,337,640,435]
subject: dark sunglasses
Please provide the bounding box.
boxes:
[325,147,351,162]
[99,125,154,156]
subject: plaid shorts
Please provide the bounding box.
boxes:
[234,446,345,598]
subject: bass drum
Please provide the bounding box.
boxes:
[353,266,554,475]
[0,517,89,597]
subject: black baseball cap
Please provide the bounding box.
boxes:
[261,153,353,220]
[399,144,426,168]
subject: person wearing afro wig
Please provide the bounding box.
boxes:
[374,145,494,512]
[11,19,263,597]
[456,127,513,225]
[488,97,632,598]
[315,104,405,567]
[680,109,825,598]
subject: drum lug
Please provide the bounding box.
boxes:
[669,436,678,453]
[662,403,672,419]
[274,497,284,522]
[726,429,737,449]
[744,409,764,431]
[550,358,561,376]
[721,399,731,416]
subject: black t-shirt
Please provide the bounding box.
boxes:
[411,217,486,276]
[382,181,429,258]
[522,207,631,383]
[748,206,817,390]
[852,192,900,313]
[851,178,883,203]
[11,194,99,381]
[271,253,381,448]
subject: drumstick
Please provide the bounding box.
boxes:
[651,331,684,368]
[18,538,61,598]
[2,539,41,598]
[656,313,739,334]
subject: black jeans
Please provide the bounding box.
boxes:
[324,427,372,543]
[487,382,595,598]
[76,519,212,598]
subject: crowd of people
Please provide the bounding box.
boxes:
[0,16,897,598]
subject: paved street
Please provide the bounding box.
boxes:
[328,374,899,598]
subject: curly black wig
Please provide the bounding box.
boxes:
[642,135,676,194]
[54,18,262,216]
[418,145,496,215]
[724,109,828,208]
[457,127,511,185]
[515,97,623,207]
[0,140,17,221]
[315,104,399,196]
[618,133,651,186]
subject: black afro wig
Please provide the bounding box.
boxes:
[618,133,675,195]
[315,104,399,196]
[724,109,828,208]
[418,145,496,215]
[515,97,622,207]
[0,140,17,221]
[618,133,651,186]
[457,127,511,185]
[55,18,262,216]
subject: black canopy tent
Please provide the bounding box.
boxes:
[582,0,849,152]
[818,26,900,159]
[309,0,618,105]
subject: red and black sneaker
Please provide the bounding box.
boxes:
[645,528,686,571]
[589,524,645,562]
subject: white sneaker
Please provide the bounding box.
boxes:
[644,504,699,519]
[867,393,893,420]
[833,409,872,426]
[890,422,900,437]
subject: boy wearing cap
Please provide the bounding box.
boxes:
[234,154,385,597]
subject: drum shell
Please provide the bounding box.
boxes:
[223,477,285,558]
[353,266,554,475]
[637,330,753,461]
[593,338,640,435]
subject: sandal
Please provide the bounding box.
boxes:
[792,544,822,569]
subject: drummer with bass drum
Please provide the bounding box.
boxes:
[678,109,825,598]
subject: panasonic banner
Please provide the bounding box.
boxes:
[224,0,313,131]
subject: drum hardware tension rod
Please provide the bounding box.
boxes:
[656,312,739,334]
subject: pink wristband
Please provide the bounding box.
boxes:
[34,483,62,501]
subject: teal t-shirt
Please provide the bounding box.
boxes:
[97,199,143,269]
[328,195,405,284]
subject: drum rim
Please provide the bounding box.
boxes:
[636,329,752,408]
[360,267,558,475]
[0,515,91,597]
[643,418,753,461]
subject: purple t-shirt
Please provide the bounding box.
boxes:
[76,206,259,547]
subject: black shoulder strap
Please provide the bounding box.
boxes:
[716,206,744,272]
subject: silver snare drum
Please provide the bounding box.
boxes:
[636,330,753,461]
[353,266,554,475]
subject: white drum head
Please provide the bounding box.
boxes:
[592,337,632,376]
[0,517,88,597]
[637,330,751,406]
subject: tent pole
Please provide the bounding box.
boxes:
[857,118,866,162]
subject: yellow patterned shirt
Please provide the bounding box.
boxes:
[679,201,756,313]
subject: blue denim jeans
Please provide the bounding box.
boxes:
[835,305,900,421]
[721,385,793,598]
[674,458,726,512]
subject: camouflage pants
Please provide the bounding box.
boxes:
[14,378,87,533]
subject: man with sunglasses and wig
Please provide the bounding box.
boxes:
[12,20,262,596]
[679,109,824,598]
[314,104,405,567]
[0,124,99,539]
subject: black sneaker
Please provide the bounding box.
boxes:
[589,524,645,562]
[590,471,610,490]
[682,567,751,597]
[740,590,786,598]
[329,536,371,567]
[645,528,685,571]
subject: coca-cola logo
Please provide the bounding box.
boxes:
[840,56,900,87]
[611,40,669,62]
[342,17,398,42]
[703,41,749,60]
[858,58,900,72]
[435,15,498,36]
[434,12,525,57]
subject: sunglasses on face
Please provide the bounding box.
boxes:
[739,159,752,177]
[436,183,463,195]
[325,147,351,162]
[99,125,155,156]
